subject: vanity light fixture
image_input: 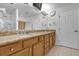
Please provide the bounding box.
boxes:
[50,10,56,17]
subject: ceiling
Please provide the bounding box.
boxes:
[0,3,39,18]
[44,3,79,9]
[0,3,79,18]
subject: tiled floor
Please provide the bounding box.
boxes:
[47,46,79,56]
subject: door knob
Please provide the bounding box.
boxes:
[74,30,78,32]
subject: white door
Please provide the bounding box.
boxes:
[59,9,78,49]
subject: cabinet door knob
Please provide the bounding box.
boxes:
[10,48,14,51]
[74,30,78,32]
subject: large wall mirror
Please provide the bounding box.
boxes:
[0,8,16,32]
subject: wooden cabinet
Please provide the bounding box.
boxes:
[33,41,44,56]
[11,47,32,56]
[0,31,56,56]
[39,35,44,42]
[23,37,38,48]
[0,41,22,56]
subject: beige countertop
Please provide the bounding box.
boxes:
[0,31,54,46]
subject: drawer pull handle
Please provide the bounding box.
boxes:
[10,48,14,51]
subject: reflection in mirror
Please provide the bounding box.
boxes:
[0,8,16,32]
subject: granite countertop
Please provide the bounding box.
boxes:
[0,31,54,46]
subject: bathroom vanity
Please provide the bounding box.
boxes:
[0,30,56,56]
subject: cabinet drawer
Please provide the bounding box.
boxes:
[50,33,54,36]
[45,34,49,39]
[23,37,38,48]
[11,48,29,56]
[39,35,44,42]
[0,41,22,56]
[11,47,32,56]
[50,35,55,40]
[50,35,55,39]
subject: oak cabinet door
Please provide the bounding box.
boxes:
[50,37,53,48]
[33,41,44,56]
[23,37,38,48]
[49,32,55,48]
